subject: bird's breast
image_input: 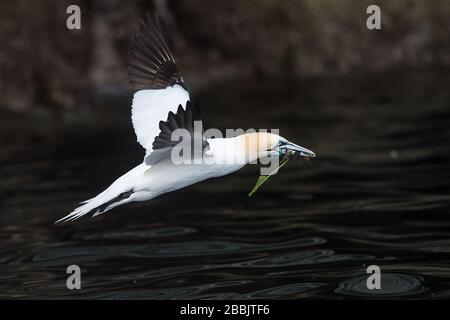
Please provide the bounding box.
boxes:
[135,160,243,194]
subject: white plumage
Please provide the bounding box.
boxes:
[56,14,315,223]
[57,137,247,222]
[131,85,189,151]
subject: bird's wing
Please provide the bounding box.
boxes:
[128,13,191,159]
[146,101,209,165]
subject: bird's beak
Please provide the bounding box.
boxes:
[281,142,316,158]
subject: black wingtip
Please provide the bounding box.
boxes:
[128,12,184,91]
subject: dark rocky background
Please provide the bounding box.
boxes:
[1,0,449,112]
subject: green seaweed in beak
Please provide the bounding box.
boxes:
[248,157,290,197]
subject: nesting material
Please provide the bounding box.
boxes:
[248,156,290,197]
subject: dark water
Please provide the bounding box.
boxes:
[1,69,450,299]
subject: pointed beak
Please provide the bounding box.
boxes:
[281,142,316,158]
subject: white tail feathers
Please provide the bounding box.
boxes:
[56,164,146,223]
[56,196,109,223]
[55,186,133,223]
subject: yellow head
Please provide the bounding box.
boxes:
[236,132,315,163]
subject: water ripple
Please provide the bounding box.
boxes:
[234,283,325,299]
[335,274,427,298]
[1,73,450,299]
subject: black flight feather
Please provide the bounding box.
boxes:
[145,101,209,165]
[128,13,184,90]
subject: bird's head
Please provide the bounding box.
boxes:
[238,132,316,163]
[273,135,316,159]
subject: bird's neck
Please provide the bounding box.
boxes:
[207,133,276,165]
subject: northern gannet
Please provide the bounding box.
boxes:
[57,13,315,223]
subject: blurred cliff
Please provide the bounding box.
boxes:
[0,0,449,112]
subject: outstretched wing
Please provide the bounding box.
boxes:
[128,12,183,90]
[128,13,191,158]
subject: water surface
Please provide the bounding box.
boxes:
[1,69,450,299]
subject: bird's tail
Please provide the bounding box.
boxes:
[55,164,146,223]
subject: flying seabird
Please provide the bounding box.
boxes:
[56,13,315,223]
